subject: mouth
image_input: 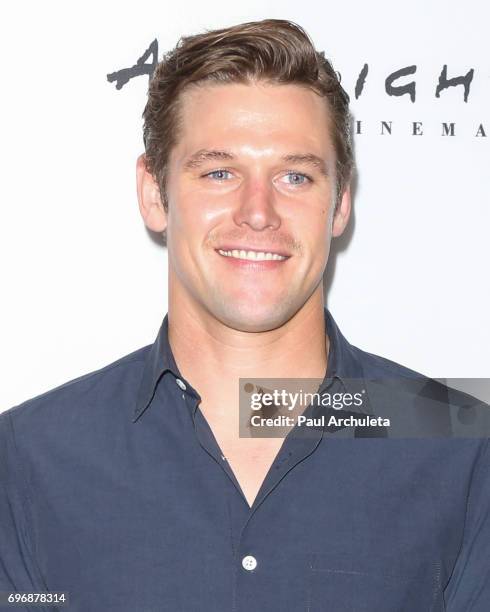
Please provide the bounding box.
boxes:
[216,247,290,262]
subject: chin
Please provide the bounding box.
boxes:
[213,297,296,333]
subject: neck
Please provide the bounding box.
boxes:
[167,287,329,401]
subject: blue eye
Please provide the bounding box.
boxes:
[283,172,311,185]
[205,169,232,181]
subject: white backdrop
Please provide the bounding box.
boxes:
[1,0,488,411]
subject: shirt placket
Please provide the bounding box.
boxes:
[183,375,347,611]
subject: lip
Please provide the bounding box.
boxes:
[214,246,291,269]
[214,245,291,258]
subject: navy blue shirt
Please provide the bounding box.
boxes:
[1,309,489,611]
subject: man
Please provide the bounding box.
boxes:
[1,19,488,612]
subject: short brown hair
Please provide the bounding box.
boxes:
[143,18,353,211]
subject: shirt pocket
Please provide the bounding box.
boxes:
[306,552,443,612]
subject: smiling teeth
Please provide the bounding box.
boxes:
[218,249,287,261]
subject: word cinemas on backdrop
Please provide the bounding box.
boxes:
[107,39,487,139]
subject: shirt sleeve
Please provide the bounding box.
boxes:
[444,438,490,610]
[0,411,54,611]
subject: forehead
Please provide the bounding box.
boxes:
[174,80,334,160]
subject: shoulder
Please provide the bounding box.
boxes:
[353,343,481,405]
[1,344,151,435]
[349,343,488,439]
[352,341,481,406]
[0,345,155,504]
[350,343,426,379]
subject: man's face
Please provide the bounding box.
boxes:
[154,81,350,332]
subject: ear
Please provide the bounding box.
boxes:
[332,184,351,238]
[136,154,167,233]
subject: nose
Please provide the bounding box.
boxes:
[232,179,281,231]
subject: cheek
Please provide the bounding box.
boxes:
[167,189,227,268]
[296,202,331,244]
[296,208,332,276]
[171,183,231,230]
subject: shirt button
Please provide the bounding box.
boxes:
[242,555,258,571]
[175,378,187,391]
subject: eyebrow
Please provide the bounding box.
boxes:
[182,149,329,176]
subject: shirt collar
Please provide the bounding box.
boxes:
[132,314,181,422]
[132,308,366,422]
[322,308,365,387]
